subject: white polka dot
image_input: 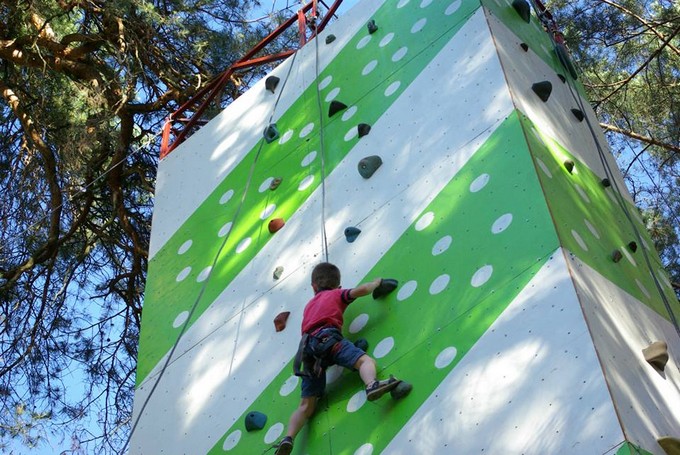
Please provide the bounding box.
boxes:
[196,266,212,282]
[411,18,427,33]
[347,390,367,412]
[584,219,600,239]
[373,337,395,358]
[397,0,410,8]
[259,177,274,193]
[325,87,340,102]
[218,222,233,238]
[492,213,513,234]
[298,175,314,191]
[471,265,493,287]
[344,127,359,142]
[172,311,189,328]
[264,423,284,444]
[541,44,550,55]
[397,280,417,300]
[658,270,672,290]
[301,151,317,166]
[342,106,358,121]
[219,189,234,205]
[430,274,450,294]
[178,239,192,255]
[574,184,590,203]
[318,75,333,90]
[641,238,650,251]
[392,47,408,62]
[222,430,241,451]
[349,313,369,333]
[622,247,636,266]
[327,365,343,384]
[420,0,433,7]
[432,236,452,255]
[260,204,276,220]
[445,0,462,15]
[469,173,490,192]
[299,123,314,138]
[176,267,191,282]
[362,60,378,76]
[236,237,251,254]
[279,376,299,397]
[416,211,435,231]
[536,157,553,178]
[435,347,458,369]
[355,443,374,455]
[356,35,372,49]
[636,279,651,299]
[279,129,294,144]
[384,81,401,96]
[571,229,588,251]
[380,33,394,47]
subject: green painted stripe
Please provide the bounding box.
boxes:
[209,112,559,454]
[615,441,655,455]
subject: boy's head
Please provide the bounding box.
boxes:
[311,262,341,292]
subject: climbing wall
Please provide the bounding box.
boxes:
[131,0,680,454]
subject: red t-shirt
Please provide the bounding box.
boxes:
[301,288,355,334]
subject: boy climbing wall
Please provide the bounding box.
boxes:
[275,262,406,455]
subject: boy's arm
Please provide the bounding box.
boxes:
[348,278,383,300]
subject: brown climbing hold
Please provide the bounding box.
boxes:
[269,177,282,190]
[274,312,290,332]
[658,436,680,455]
[643,341,669,371]
[612,250,623,263]
[268,218,285,233]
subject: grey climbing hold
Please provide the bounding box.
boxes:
[643,341,669,371]
[345,226,361,243]
[563,160,575,174]
[245,411,267,431]
[601,178,611,188]
[269,177,283,190]
[391,381,413,399]
[627,241,638,253]
[571,108,585,122]
[358,155,383,179]
[367,19,378,34]
[273,266,284,280]
[612,250,623,263]
[265,76,280,93]
[520,43,529,52]
[357,123,371,138]
[263,124,279,143]
[373,278,399,299]
[532,81,552,102]
[329,100,348,117]
[325,34,336,44]
[354,338,369,352]
[511,0,531,23]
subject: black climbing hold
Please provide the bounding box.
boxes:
[555,42,578,80]
[373,278,399,299]
[563,160,575,174]
[269,177,283,190]
[367,19,378,34]
[511,0,531,23]
[245,411,267,431]
[532,81,552,102]
[329,100,348,117]
[268,218,285,233]
[520,43,529,52]
[354,338,369,352]
[612,250,623,263]
[263,124,279,143]
[345,226,361,243]
[265,76,280,93]
[601,178,611,188]
[325,34,336,44]
[557,74,566,83]
[571,108,585,122]
[273,266,284,280]
[358,155,383,179]
[627,241,638,253]
[274,311,290,332]
[391,381,413,399]
[357,123,371,138]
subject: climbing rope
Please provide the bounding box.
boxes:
[123,51,300,452]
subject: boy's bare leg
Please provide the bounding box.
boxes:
[286,396,317,439]
[354,354,377,386]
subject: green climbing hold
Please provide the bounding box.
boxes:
[264,124,280,143]
[532,81,552,102]
[265,76,280,93]
[358,123,371,138]
[325,34,336,44]
[367,19,378,34]
[511,0,531,23]
[345,226,361,243]
[329,100,348,117]
[244,411,267,431]
[372,278,398,299]
[390,381,413,400]
[358,155,383,179]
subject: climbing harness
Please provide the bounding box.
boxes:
[293,327,344,377]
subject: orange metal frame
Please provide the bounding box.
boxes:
[160,0,344,158]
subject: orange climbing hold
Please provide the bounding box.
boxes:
[274,311,291,332]
[269,218,285,233]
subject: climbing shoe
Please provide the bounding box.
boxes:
[366,376,400,401]
[275,436,293,455]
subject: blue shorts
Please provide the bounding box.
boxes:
[301,337,366,398]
